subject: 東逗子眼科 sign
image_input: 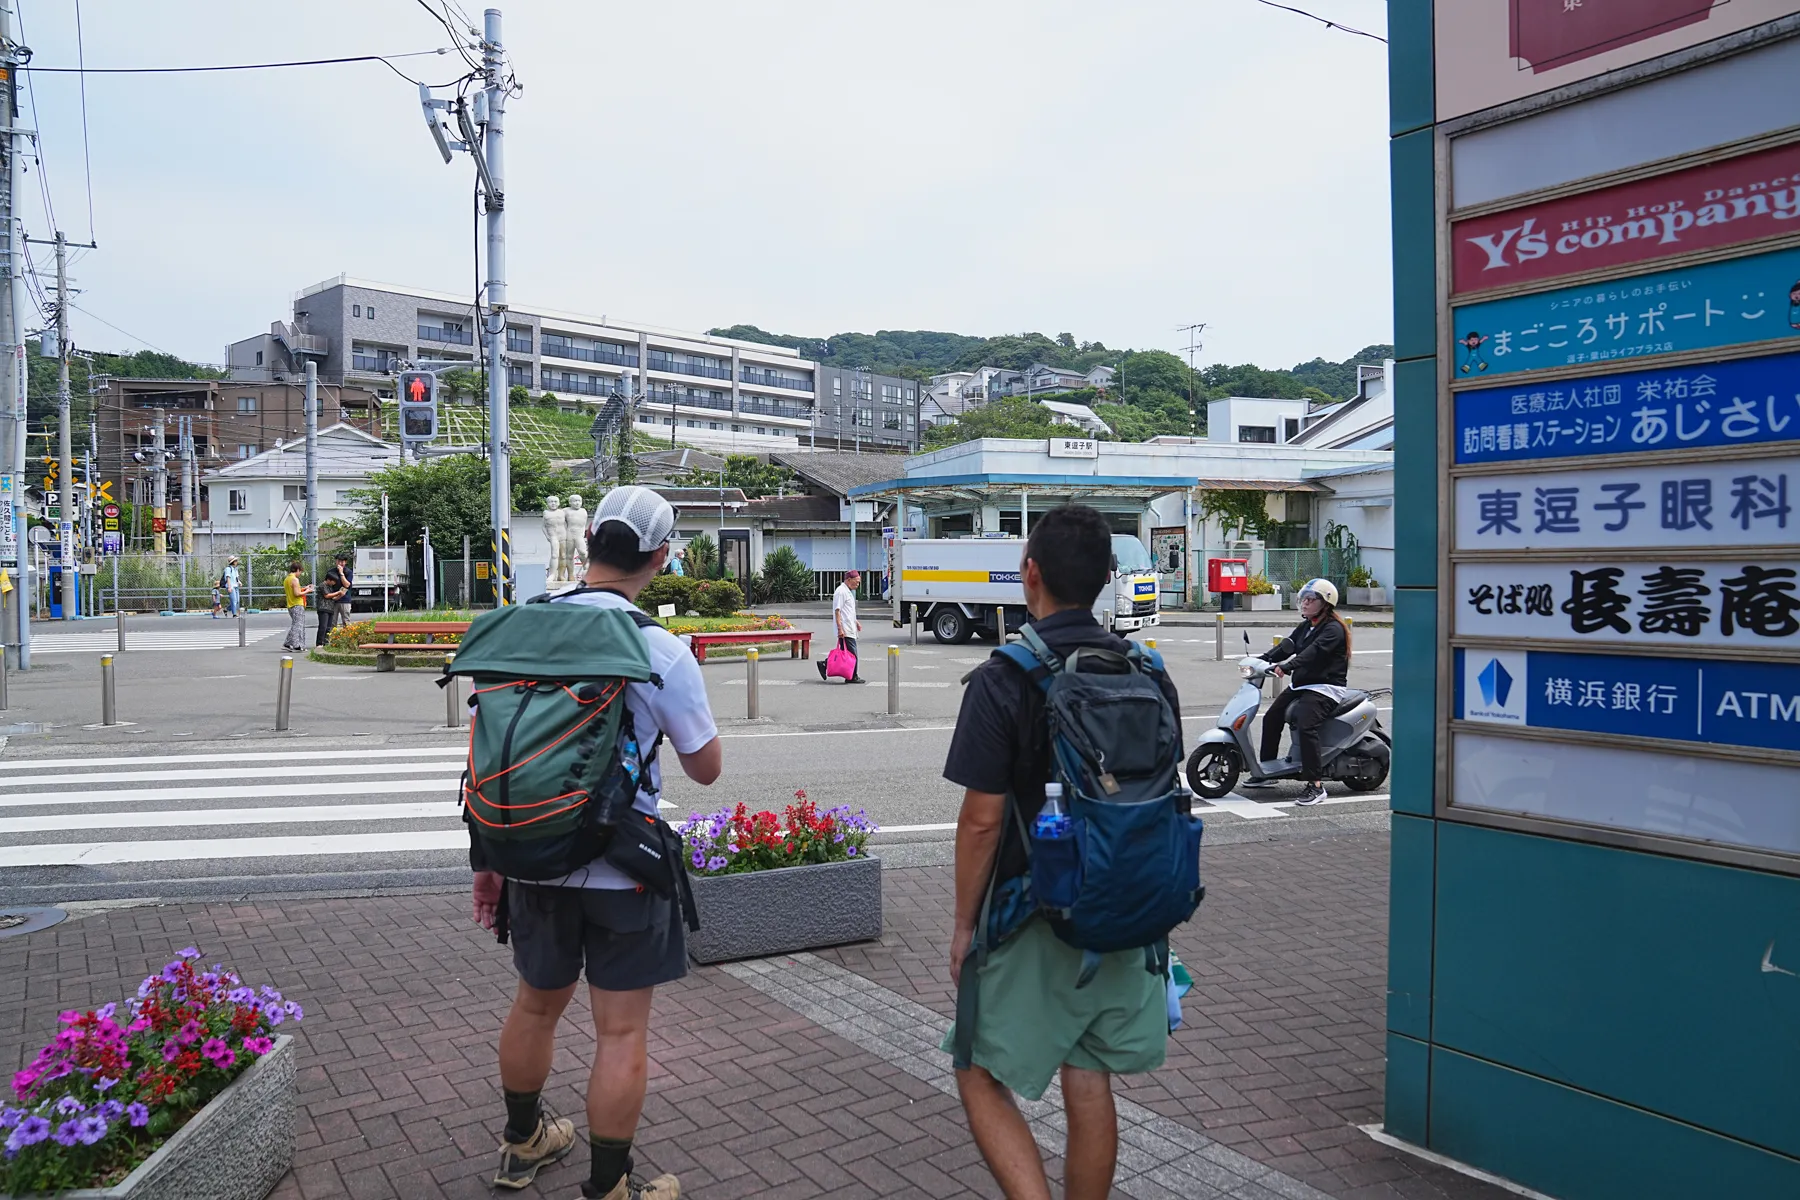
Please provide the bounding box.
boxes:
[1453,349,1800,464]
[1455,558,1800,648]
[1451,243,1800,379]
[1455,646,1800,754]
[1455,455,1798,551]
[1452,138,1800,295]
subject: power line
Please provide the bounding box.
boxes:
[25,47,463,87]
[1250,0,1386,44]
[67,303,184,359]
[415,0,483,73]
[14,2,59,237]
[73,0,95,242]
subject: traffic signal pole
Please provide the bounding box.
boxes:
[54,232,73,619]
[482,8,512,606]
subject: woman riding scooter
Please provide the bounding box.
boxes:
[1255,578,1351,806]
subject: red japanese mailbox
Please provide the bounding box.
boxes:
[1208,558,1250,593]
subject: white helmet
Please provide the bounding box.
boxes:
[1299,577,1339,607]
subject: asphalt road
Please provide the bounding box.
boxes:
[0,610,1395,906]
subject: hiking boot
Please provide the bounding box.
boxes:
[585,1172,681,1199]
[494,1112,577,1190]
[1294,782,1328,806]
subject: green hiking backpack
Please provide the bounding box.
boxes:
[441,590,663,883]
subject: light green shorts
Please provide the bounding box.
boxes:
[941,918,1168,1101]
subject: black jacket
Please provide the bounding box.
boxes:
[1267,615,1349,687]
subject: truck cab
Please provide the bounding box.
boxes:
[348,546,409,612]
[1106,534,1161,633]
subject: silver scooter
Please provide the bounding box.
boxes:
[1185,643,1391,799]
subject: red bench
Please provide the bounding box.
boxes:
[686,629,812,664]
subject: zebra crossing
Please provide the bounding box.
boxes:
[30,627,282,654]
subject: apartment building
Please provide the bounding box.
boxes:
[804,365,921,452]
[227,275,821,453]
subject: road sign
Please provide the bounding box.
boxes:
[95,481,113,505]
[101,531,121,555]
[151,517,167,534]
[475,560,490,580]
[101,503,119,519]
[102,518,118,532]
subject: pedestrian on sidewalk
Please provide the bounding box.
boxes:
[335,552,354,627]
[314,555,349,648]
[472,486,722,1200]
[280,561,310,652]
[222,557,241,617]
[942,504,1186,1200]
[817,568,866,683]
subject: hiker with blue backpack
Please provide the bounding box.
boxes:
[453,486,721,1200]
[941,503,1205,1200]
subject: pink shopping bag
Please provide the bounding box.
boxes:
[825,643,857,681]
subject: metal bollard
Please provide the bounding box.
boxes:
[887,645,900,716]
[238,614,247,648]
[275,656,294,731]
[444,654,461,728]
[995,605,1006,643]
[115,610,126,653]
[1214,612,1225,660]
[909,603,919,646]
[100,654,117,726]
[0,648,8,711]
[1145,638,1157,650]
[745,648,760,719]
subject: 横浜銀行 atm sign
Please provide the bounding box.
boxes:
[1450,244,1800,380]
[1455,647,1800,755]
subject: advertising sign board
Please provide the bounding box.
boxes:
[1455,454,1797,551]
[1452,348,1800,463]
[1455,558,1800,647]
[1451,243,1800,378]
[1455,646,1800,752]
[1451,138,1800,295]
[1433,0,1800,122]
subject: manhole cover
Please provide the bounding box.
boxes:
[0,908,67,939]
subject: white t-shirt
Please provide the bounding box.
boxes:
[833,582,858,640]
[533,589,719,889]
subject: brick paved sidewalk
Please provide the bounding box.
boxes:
[0,830,1507,1199]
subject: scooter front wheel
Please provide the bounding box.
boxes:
[1185,744,1242,800]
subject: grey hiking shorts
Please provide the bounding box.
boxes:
[506,882,687,993]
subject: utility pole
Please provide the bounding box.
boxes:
[1177,322,1207,433]
[150,408,166,563]
[481,9,512,606]
[0,4,25,662]
[179,416,195,558]
[53,231,72,618]
[303,360,318,580]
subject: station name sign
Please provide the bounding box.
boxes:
[1452,139,1800,295]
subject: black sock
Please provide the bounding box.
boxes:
[501,1088,541,1143]
[586,1135,633,1196]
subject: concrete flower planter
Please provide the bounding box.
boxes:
[687,856,882,964]
[2,1036,296,1200]
[1347,586,1371,607]
[1248,593,1280,612]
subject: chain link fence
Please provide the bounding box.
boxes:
[32,550,336,616]
[1262,547,1361,603]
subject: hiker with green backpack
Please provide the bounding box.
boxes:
[942,503,1205,1200]
[451,486,721,1200]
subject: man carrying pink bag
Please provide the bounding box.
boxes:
[819,569,868,684]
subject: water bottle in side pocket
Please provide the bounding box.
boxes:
[1030,782,1081,912]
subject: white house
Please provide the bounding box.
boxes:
[1206,396,1312,445]
[199,423,402,549]
[1038,399,1112,435]
[1287,360,1395,451]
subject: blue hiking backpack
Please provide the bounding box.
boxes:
[953,626,1205,1068]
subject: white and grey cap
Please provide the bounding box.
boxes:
[588,485,676,551]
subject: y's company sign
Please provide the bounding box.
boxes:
[1453,141,1800,295]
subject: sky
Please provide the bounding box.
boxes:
[15,0,1393,373]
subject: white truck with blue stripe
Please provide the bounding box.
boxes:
[887,535,1161,643]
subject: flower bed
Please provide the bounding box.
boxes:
[1,951,301,1196]
[677,793,883,963]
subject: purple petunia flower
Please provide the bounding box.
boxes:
[0,1108,21,1129]
[691,849,706,868]
[176,947,200,960]
[162,1041,183,1064]
[283,1000,303,1020]
[846,845,858,856]
[262,1004,285,1027]
[93,1075,117,1093]
[178,1019,203,1045]
[97,1100,124,1122]
[7,1115,50,1152]
[75,1114,108,1145]
[228,987,256,1005]
[95,1002,117,1021]
[51,1120,82,1147]
[201,1037,231,1065]
[125,1103,149,1128]
[55,1096,84,1116]
[706,856,727,872]
[242,1036,273,1056]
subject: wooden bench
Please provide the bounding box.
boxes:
[358,621,471,672]
[686,629,812,664]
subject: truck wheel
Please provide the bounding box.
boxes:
[932,608,971,644]
[1185,745,1241,799]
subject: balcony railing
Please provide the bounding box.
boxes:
[541,372,611,397]
[507,365,534,388]
[351,354,396,374]
[648,354,732,381]
[418,325,474,345]
[542,337,638,368]
[650,389,733,413]
[506,332,533,354]
[739,399,812,422]
[740,368,813,393]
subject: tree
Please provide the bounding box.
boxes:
[673,454,795,499]
[757,545,814,603]
[683,531,718,578]
[923,396,1062,448]
[508,384,531,407]
[1056,332,1075,349]
[437,368,487,405]
[536,390,561,410]
[1198,489,1272,542]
